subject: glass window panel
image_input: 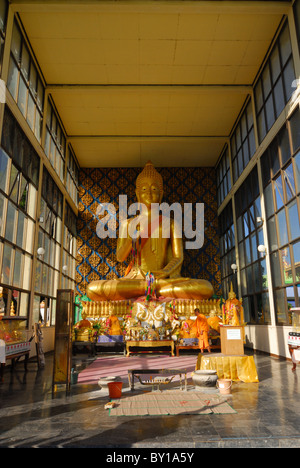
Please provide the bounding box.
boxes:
[279,127,291,166]
[7,59,19,100]
[20,44,30,81]
[5,201,16,243]
[257,110,266,142]
[286,286,295,308]
[262,65,272,97]
[283,58,295,101]
[245,237,251,264]
[281,247,292,285]
[293,241,300,282]
[262,291,271,324]
[37,79,44,111]
[27,93,35,130]
[1,243,13,284]
[279,23,292,64]
[11,24,22,61]
[290,109,300,153]
[274,174,284,210]
[274,288,288,325]
[19,292,29,317]
[270,45,281,82]
[246,265,253,294]
[254,80,263,112]
[34,111,42,142]
[271,251,282,287]
[248,128,256,157]
[260,258,268,290]
[243,212,249,237]
[22,254,31,290]
[265,95,275,131]
[9,165,19,203]
[29,63,37,94]
[16,210,26,248]
[287,200,300,241]
[284,163,296,201]
[0,148,9,193]
[251,232,258,262]
[17,75,28,117]
[273,77,285,117]
[267,216,278,251]
[13,249,23,287]
[256,262,265,292]
[277,209,289,246]
[34,260,42,292]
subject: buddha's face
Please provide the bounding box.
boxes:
[136,178,162,208]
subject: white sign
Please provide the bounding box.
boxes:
[227,329,241,340]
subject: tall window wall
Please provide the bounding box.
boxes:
[33,168,63,327]
[261,106,300,325]
[0,0,8,74]
[0,107,39,320]
[230,98,256,183]
[235,167,270,324]
[7,19,44,142]
[66,145,79,207]
[254,19,296,144]
[216,145,231,207]
[62,202,77,291]
[218,200,236,299]
[44,97,66,184]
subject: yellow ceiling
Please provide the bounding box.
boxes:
[12,0,289,167]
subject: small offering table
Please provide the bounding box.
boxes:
[128,368,188,391]
[126,340,174,357]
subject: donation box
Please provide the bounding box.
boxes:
[220,325,244,355]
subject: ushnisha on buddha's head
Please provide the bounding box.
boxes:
[135,161,164,208]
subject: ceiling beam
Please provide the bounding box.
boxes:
[68,135,228,140]
[47,84,252,95]
[10,0,291,15]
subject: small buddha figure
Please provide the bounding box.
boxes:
[224,283,244,327]
[87,161,214,302]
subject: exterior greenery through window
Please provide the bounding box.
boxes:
[235,166,270,325]
[261,107,300,325]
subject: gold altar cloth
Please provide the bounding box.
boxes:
[126,340,174,357]
[196,353,259,383]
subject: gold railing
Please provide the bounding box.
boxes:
[81,298,220,319]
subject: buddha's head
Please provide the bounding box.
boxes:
[136,161,163,208]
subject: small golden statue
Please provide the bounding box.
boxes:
[87,161,214,302]
[224,283,245,327]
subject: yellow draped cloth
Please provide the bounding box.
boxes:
[196,354,259,383]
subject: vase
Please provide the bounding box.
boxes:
[192,370,218,388]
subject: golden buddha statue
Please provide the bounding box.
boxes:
[87,161,214,302]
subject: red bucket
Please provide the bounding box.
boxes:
[108,381,123,398]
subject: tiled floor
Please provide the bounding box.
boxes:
[0,350,299,448]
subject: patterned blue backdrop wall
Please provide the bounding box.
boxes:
[76,166,221,297]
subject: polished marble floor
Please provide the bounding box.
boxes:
[0,350,299,449]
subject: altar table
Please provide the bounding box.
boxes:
[196,353,259,383]
[126,340,174,357]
